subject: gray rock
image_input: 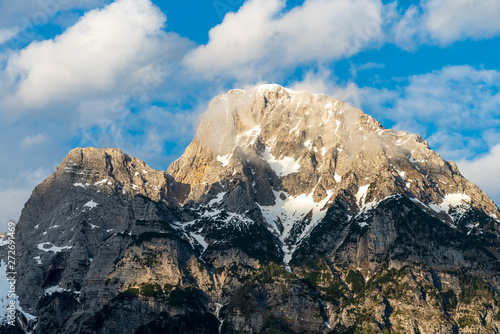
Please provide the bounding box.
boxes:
[10,85,500,334]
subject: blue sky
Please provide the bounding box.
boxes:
[0,0,499,230]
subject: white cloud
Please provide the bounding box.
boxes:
[393,0,500,48]
[290,66,398,111]
[356,62,386,72]
[185,0,385,80]
[392,5,425,51]
[457,144,500,207]
[289,66,336,95]
[3,0,192,111]
[425,131,484,162]
[82,105,202,167]
[0,167,50,232]
[22,133,47,147]
[0,27,19,45]
[0,0,197,230]
[394,66,500,139]
[425,0,500,43]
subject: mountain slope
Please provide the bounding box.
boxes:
[9,85,500,334]
[168,84,499,265]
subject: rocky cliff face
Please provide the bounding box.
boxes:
[7,85,500,334]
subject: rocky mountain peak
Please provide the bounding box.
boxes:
[35,147,188,206]
[167,84,499,255]
[23,85,500,263]
[9,84,500,334]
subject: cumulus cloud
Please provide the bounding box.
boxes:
[426,0,500,43]
[457,144,500,207]
[0,0,197,231]
[393,0,500,48]
[289,64,398,111]
[2,0,192,111]
[185,0,385,81]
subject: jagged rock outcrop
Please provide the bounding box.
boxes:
[6,85,500,334]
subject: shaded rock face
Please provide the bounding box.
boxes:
[9,85,500,334]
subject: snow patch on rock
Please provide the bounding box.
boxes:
[259,189,334,264]
[0,261,11,325]
[37,242,73,253]
[189,233,208,253]
[209,192,227,205]
[95,179,112,186]
[84,200,98,209]
[217,153,232,167]
[263,148,301,176]
[429,193,471,214]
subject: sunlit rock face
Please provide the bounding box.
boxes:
[169,84,499,263]
[10,85,500,334]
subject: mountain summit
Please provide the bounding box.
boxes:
[168,84,499,263]
[8,85,500,333]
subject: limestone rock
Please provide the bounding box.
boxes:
[9,85,500,334]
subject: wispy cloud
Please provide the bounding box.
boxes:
[21,133,47,147]
[393,0,500,49]
[75,105,203,169]
[426,0,500,43]
[0,27,19,45]
[185,0,386,81]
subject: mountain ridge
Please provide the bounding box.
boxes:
[6,84,500,333]
[166,84,499,264]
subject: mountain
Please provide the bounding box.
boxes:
[6,85,500,333]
